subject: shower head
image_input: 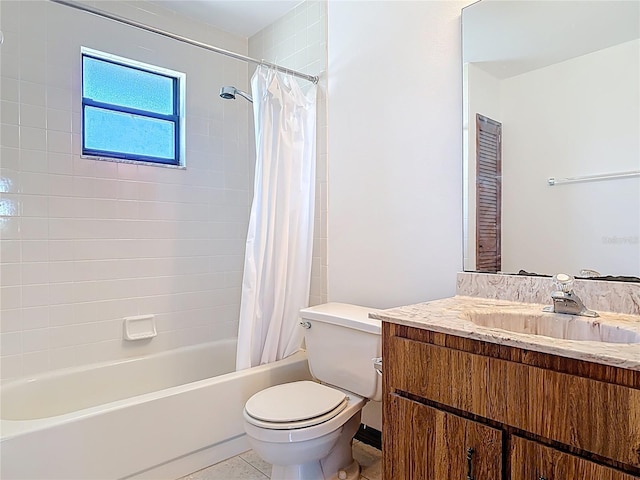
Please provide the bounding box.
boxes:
[219,86,236,99]
[219,86,253,103]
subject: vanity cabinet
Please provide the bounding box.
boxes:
[382,322,640,480]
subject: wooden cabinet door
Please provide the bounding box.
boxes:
[383,393,502,480]
[510,436,639,480]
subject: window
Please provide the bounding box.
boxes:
[81,47,185,166]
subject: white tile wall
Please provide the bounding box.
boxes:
[0,0,252,380]
[248,0,328,306]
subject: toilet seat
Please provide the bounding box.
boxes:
[244,381,348,430]
[244,389,366,444]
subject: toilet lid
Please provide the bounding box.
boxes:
[245,381,347,424]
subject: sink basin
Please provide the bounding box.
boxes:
[462,311,640,344]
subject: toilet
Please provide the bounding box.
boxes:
[242,303,382,480]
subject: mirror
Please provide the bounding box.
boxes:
[462,0,640,278]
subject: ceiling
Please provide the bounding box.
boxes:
[149,0,302,38]
[462,0,640,79]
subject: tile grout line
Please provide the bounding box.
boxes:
[237,455,270,479]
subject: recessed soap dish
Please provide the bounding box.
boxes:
[123,315,157,341]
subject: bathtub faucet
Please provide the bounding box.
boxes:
[542,273,598,317]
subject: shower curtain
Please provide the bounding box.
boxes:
[236,65,318,370]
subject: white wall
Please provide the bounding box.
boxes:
[248,0,329,306]
[0,0,252,380]
[500,39,640,276]
[327,1,467,310]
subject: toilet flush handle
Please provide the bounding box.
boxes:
[299,320,311,329]
[373,357,383,376]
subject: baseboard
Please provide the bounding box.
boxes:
[354,424,381,450]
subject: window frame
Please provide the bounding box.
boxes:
[80,47,186,167]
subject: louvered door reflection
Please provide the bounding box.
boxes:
[475,114,502,273]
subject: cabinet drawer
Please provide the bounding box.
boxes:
[510,435,639,480]
[385,335,640,468]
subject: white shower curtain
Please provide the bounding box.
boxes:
[236,65,318,370]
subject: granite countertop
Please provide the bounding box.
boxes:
[370,295,640,371]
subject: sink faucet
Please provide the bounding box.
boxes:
[542,273,599,317]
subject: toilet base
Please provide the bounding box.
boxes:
[271,462,323,480]
[271,458,360,480]
[259,412,363,480]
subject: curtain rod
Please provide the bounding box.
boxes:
[49,0,319,85]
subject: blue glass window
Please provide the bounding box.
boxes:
[81,49,183,166]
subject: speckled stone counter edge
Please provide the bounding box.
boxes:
[372,295,640,370]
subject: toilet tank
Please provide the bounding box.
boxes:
[299,303,382,402]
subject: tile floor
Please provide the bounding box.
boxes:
[178,440,382,480]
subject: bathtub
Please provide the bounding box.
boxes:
[0,339,312,480]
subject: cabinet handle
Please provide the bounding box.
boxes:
[466,447,475,480]
[539,477,547,480]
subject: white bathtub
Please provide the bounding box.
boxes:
[0,339,312,480]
